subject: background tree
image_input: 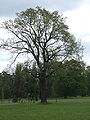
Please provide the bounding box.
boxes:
[12,63,25,102]
[63,60,87,97]
[51,62,65,98]
[0,71,12,102]
[0,7,82,103]
[0,72,5,102]
[86,66,90,96]
[52,60,87,98]
[23,62,39,101]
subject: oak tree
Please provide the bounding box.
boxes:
[0,7,82,103]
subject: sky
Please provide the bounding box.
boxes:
[0,0,90,72]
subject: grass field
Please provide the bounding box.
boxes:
[0,97,90,120]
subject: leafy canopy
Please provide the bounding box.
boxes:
[1,7,83,66]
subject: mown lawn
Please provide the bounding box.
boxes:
[0,97,90,120]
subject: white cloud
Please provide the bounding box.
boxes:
[64,3,90,41]
[0,1,90,72]
[64,2,90,65]
[0,18,12,72]
[0,50,10,72]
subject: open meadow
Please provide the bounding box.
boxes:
[0,97,90,120]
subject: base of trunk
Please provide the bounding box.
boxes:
[40,72,47,104]
[40,97,47,104]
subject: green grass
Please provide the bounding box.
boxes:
[0,97,90,120]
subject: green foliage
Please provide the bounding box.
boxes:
[23,62,39,101]
[86,66,90,95]
[0,59,88,100]
[12,63,25,102]
[0,72,12,99]
[12,62,39,102]
[0,59,89,100]
[52,60,87,98]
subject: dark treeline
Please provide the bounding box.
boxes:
[0,59,90,102]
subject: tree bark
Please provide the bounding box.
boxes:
[39,70,47,104]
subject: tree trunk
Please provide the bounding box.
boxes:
[40,71,47,104]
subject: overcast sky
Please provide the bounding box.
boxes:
[0,0,90,72]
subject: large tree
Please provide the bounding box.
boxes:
[0,7,82,103]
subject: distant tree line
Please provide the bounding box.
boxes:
[0,59,90,102]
